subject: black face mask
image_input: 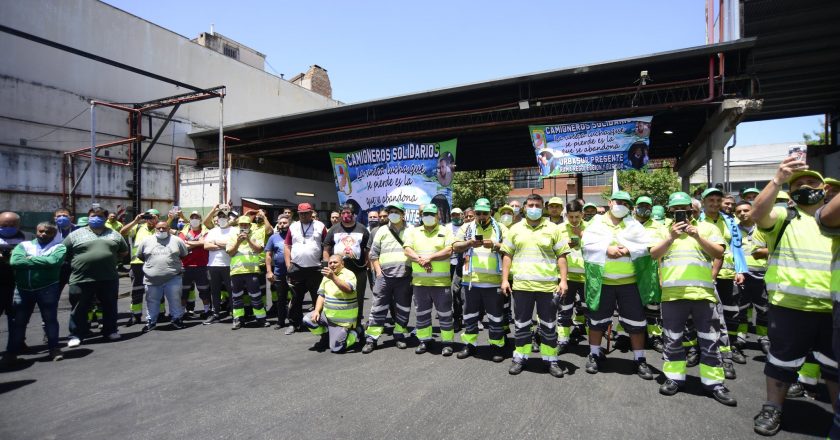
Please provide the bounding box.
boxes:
[37,235,54,246]
[255,217,264,224]
[583,214,595,222]
[635,207,651,219]
[790,187,825,206]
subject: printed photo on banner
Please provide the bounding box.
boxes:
[328,139,457,225]
[529,116,653,177]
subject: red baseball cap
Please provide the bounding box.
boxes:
[297,203,313,213]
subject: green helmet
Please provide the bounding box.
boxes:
[667,192,693,207]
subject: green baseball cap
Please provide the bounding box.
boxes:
[651,205,665,220]
[547,197,564,206]
[701,188,724,199]
[789,169,824,186]
[145,208,161,216]
[582,203,597,210]
[474,198,492,212]
[386,201,405,212]
[635,196,653,206]
[76,216,89,227]
[610,191,633,203]
[422,204,438,214]
[668,192,693,207]
[498,205,514,214]
[740,187,760,196]
[825,177,840,188]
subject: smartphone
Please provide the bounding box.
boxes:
[172,205,180,213]
[570,236,580,247]
[475,234,484,242]
[675,210,688,224]
[219,203,230,213]
[239,227,248,235]
[788,146,807,162]
[320,261,329,269]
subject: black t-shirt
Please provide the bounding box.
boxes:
[323,222,370,270]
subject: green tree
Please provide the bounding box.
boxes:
[802,118,827,146]
[451,169,511,209]
[600,166,681,206]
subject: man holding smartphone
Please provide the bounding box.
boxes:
[226,216,268,329]
[556,200,587,353]
[120,209,160,326]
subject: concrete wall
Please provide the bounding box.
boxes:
[0,0,341,228]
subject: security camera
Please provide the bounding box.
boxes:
[639,70,651,85]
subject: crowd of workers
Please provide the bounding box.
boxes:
[0,157,838,437]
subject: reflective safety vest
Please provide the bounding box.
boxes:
[456,220,508,288]
[598,217,636,286]
[500,218,569,293]
[815,207,839,303]
[740,224,767,272]
[318,268,358,328]
[560,222,585,283]
[228,232,262,276]
[763,206,832,313]
[370,225,411,278]
[130,225,155,264]
[701,215,735,280]
[251,227,268,268]
[404,224,453,287]
[656,220,724,302]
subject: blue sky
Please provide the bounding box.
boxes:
[105,0,821,146]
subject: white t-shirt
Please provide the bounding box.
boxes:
[206,226,234,267]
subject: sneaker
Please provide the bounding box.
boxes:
[508,360,525,375]
[107,332,121,341]
[170,319,186,330]
[256,318,270,328]
[659,379,681,396]
[548,361,565,378]
[635,359,654,380]
[362,341,376,354]
[650,336,665,353]
[786,382,805,398]
[733,335,747,350]
[125,314,141,327]
[284,326,296,335]
[731,348,747,364]
[708,385,737,406]
[203,314,220,325]
[441,345,454,357]
[67,337,81,348]
[723,362,737,380]
[585,353,604,374]
[686,347,700,368]
[753,404,782,436]
[158,314,170,323]
[395,339,408,349]
[231,318,242,330]
[183,310,195,320]
[456,344,475,359]
[142,322,156,333]
[49,348,63,362]
[415,342,428,355]
[759,337,771,355]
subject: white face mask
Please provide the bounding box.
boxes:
[611,204,630,219]
[189,219,201,228]
[525,207,542,221]
[217,218,229,228]
[155,231,169,239]
[500,214,513,226]
[388,213,402,224]
[421,215,436,227]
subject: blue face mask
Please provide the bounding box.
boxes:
[88,216,105,229]
[525,207,543,221]
[0,226,19,238]
[55,216,71,228]
[176,221,185,230]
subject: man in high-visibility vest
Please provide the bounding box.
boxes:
[120,209,160,326]
[557,200,587,353]
[815,185,840,438]
[178,211,210,319]
[452,198,507,362]
[362,202,412,353]
[403,203,455,356]
[750,159,836,437]
[302,254,360,353]
[733,201,770,354]
[651,191,736,406]
[500,193,569,378]
[226,216,269,329]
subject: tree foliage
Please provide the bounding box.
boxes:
[451,169,511,210]
[802,118,827,146]
[600,166,681,206]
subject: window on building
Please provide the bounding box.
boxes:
[512,168,543,189]
[223,44,239,60]
[582,172,612,187]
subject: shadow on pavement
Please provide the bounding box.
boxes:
[0,379,36,394]
[62,348,93,360]
[781,398,833,437]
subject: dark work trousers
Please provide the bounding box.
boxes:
[513,290,558,362]
[272,276,290,326]
[661,299,724,391]
[450,264,464,328]
[462,286,505,347]
[557,280,585,343]
[181,266,210,311]
[207,266,231,316]
[68,279,119,340]
[715,278,739,359]
[737,272,768,338]
[288,266,323,328]
[366,276,412,342]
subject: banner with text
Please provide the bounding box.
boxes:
[529,116,653,177]
[329,139,457,225]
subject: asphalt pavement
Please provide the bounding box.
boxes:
[0,277,834,440]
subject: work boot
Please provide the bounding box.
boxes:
[786,382,805,398]
[708,385,737,406]
[733,335,747,350]
[731,347,747,364]
[635,359,654,380]
[723,362,737,380]
[231,318,242,330]
[170,319,186,330]
[508,360,525,375]
[686,346,700,367]
[491,345,505,363]
[313,335,329,351]
[183,310,194,320]
[415,341,428,355]
[284,326,296,335]
[362,341,376,354]
[650,336,665,353]
[557,341,569,354]
[256,318,269,328]
[49,348,63,362]
[753,404,782,436]
[395,338,408,349]
[456,344,475,359]
[585,352,604,374]
[441,345,454,357]
[548,361,564,378]
[659,379,681,396]
[142,322,156,333]
[759,337,771,355]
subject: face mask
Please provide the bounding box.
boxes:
[512,207,521,215]
[277,227,288,234]
[610,204,630,219]
[635,207,651,218]
[0,226,19,238]
[240,228,251,235]
[525,207,542,221]
[37,235,54,246]
[190,219,201,228]
[217,218,229,228]
[388,213,402,224]
[790,187,825,206]
[176,221,185,230]
[422,215,436,227]
[254,217,264,224]
[341,213,353,223]
[88,216,105,229]
[55,216,71,228]
[451,218,463,226]
[583,213,595,222]
[500,214,513,226]
[155,231,169,240]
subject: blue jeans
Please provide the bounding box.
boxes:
[7,284,61,353]
[145,276,184,324]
